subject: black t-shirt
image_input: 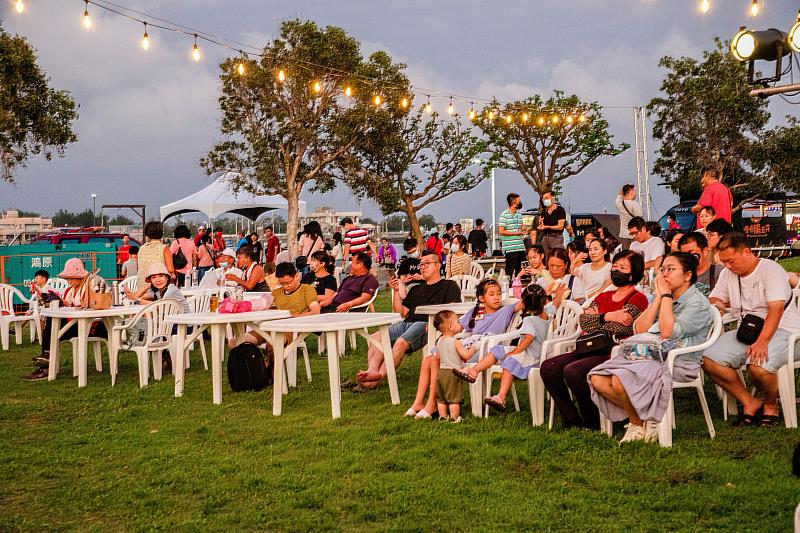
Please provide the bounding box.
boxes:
[468,229,488,254]
[402,279,461,323]
[542,205,566,235]
[311,274,337,296]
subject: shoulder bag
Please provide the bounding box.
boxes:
[736,276,791,345]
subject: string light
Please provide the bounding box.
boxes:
[425,96,432,114]
[373,94,382,106]
[551,115,560,124]
[750,0,759,17]
[522,112,529,123]
[192,34,201,61]
[488,111,494,122]
[344,85,352,97]
[15,0,24,14]
[141,23,150,51]
[278,69,286,83]
[237,54,247,76]
[83,0,92,29]
[468,103,476,121]
[578,114,587,123]
[447,98,454,115]
[566,115,574,124]
[400,97,409,109]
[504,115,512,124]
[313,81,321,93]
[537,116,545,126]
[699,0,710,14]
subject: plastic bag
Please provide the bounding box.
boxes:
[619,332,681,363]
[217,298,253,314]
[249,294,273,311]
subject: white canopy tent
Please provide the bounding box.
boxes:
[160,173,306,222]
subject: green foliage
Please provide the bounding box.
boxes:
[751,117,800,196]
[14,210,41,218]
[475,91,628,201]
[382,214,409,232]
[0,25,78,182]
[52,208,94,227]
[348,105,488,244]
[648,39,770,201]
[201,19,409,257]
[417,213,436,230]
[360,216,378,226]
[107,215,135,226]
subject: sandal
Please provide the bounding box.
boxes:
[760,414,781,427]
[340,379,358,390]
[452,368,477,383]
[484,395,507,413]
[732,404,764,427]
[352,383,378,393]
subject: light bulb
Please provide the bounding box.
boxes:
[425,101,432,114]
[505,115,512,124]
[566,115,574,124]
[700,0,710,13]
[552,115,560,124]
[15,0,24,14]
[750,0,759,17]
[313,81,321,93]
[83,2,92,29]
[790,14,800,53]
[237,62,246,76]
[468,108,476,120]
[537,116,545,126]
[522,113,529,123]
[401,97,408,109]
[488,111,494,121]
[374,95,382,106]
[141,27,150,50]
[192,43,200,62]
[344,86,352,97]
[278,70,286,82]
[447,100,454,115]
[578,114,587,123]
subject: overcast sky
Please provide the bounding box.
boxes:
[1,0,798,225]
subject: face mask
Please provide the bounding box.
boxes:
[219,262,229,268]
[517,201,523,210]
[543,199,553,207]
[409,251,420,258]
[450,244,460,252]
[610,270,633,287]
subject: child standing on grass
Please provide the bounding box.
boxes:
[432,310,477,423]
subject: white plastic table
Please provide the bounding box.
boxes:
[256,312,402,419]
[415,298,519,354]
[42,305,144,387]
[165,310,290,404]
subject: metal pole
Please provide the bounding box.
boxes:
[642,107,651,220]
[91,194,97,227]
[749,83,800,97]
[491,167,496,253]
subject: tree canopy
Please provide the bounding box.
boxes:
[0,25,78,182]
[201,19,409,256]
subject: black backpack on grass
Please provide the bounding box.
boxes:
[227,343,273,392]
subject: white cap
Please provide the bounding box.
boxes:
[221,247,237,258]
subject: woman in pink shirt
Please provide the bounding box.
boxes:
[169,224,197,287]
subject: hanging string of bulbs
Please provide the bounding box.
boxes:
[698,0,762,16]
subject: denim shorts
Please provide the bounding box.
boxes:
[388,320,428,353]
[704,329,799,374]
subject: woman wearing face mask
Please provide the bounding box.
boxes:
[576,239,612,300]
[540,250,649,430]
[445,235,471,278]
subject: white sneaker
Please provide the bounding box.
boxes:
[619,423,645,445]
[643,420,659,443]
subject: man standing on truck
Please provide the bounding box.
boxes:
[691,168,732,227]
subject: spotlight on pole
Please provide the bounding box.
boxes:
[789,13,800,53]
[730,27,790,84]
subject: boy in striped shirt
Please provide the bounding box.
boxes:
[499,193,527,277]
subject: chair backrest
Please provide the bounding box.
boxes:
[0,284,28,314]
[351,288,379,313]
[450,274,480,293]
[118,276,138,306]
[469,262,485,281]
[135,299,184,348]
[549,300,583,341]
[45,278,69,296]
[187,292,212,314]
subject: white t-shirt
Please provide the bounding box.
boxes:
[709,259,800,333]
[615,195,643,239]
[577,262,611,297]
[630,237,665,264]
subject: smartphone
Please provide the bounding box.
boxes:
[521,261,529,269]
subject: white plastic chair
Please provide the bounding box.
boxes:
[336,288,380,356]
[109,299,183,387]
[44,278,69,296]
[473,314,524,417]
[185,292,211,370]
[469,262,486,281]
[599,307,723,447]
[775,288,800,428]
[450,274,480,295]
[0,284,38,350]
[118,276,138,306]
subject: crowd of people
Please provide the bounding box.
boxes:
[21,170,800,447]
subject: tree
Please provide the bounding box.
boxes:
[475,91,627,203]
[348,107,488,246]
[649,39,770,202]
[0,26,78,182]
[360,216,378,226]
[417,214,436,231]
[751,118,800,196]
[52,209,93,227]
[201,19,409,258]
[383,214,409,232]
[107,215,135,226]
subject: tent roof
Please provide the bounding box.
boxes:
[160,173,306,221]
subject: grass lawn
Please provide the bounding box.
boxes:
[2,292,800,531]
[780,256,800,273]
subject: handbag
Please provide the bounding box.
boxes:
[172,239,189,270]
[574,331,613,356]
[735,276,792,345]
[81,273,112,310]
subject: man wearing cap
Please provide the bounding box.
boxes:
[212,227,226,253]
[193,225,206,247]
[24,258,108,381]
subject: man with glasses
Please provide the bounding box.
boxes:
[678,232,720,296]
[345,250,461,392]
[628,216,664,270]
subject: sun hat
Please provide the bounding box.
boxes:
[144,263,171,283]
[221,247,237,258]
[198,225,206,230]
[58,258,89,279]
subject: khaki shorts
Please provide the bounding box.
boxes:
[436,370,464,405]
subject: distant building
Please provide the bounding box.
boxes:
[0,210,53,244]
[300,207,363,237]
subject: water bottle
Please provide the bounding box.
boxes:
[500,278,509,302]
[190,268,198,287]
[511,277,522,299]
[111,281,119,306]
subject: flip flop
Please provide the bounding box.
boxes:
[352,384,378,393]
[484,395,507,413]
[414,408,433,420]
[403,407,418,417]
[733,404,764,427]
[340,379,358,390]
[760,414,781,428]
[452,368,477,383]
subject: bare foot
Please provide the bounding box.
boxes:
[356,370,383,385]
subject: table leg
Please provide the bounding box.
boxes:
[173,324,188,397]
[47,316,61,381]
[325,331,341,419]
[426,315,436,355]
[272,331,286,416]
[77,319,89,388]
[211,324,224,405]
[379,325,400,406]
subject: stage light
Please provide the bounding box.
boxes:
[789,13,800,53]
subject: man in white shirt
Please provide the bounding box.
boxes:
[627,217,664,270]
[615,184,643,249]
[702,232,800,427]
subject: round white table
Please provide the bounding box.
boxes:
[42,305,144,387]
[165,310,290,404]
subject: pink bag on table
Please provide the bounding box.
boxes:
[217,298,252,314]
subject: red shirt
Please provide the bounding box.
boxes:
[117,244,130,264]
[212,235,226,252]
[697,181,732,227]
[425,236,443,258]
[593,290,649,314]
[265,235,280,263]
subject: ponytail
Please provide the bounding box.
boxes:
[469,279,499,330]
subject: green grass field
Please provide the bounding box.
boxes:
[2,292,799,531]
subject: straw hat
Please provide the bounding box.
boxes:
[58,258,89,279]
[144,263,171,283]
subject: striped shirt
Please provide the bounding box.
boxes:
[499,209,525,253]
[344,227,370,255]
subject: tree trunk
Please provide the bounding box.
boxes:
[285,187,299,261]
[403,199,424,249]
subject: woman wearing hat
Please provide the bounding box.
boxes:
[24,258,108,381]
